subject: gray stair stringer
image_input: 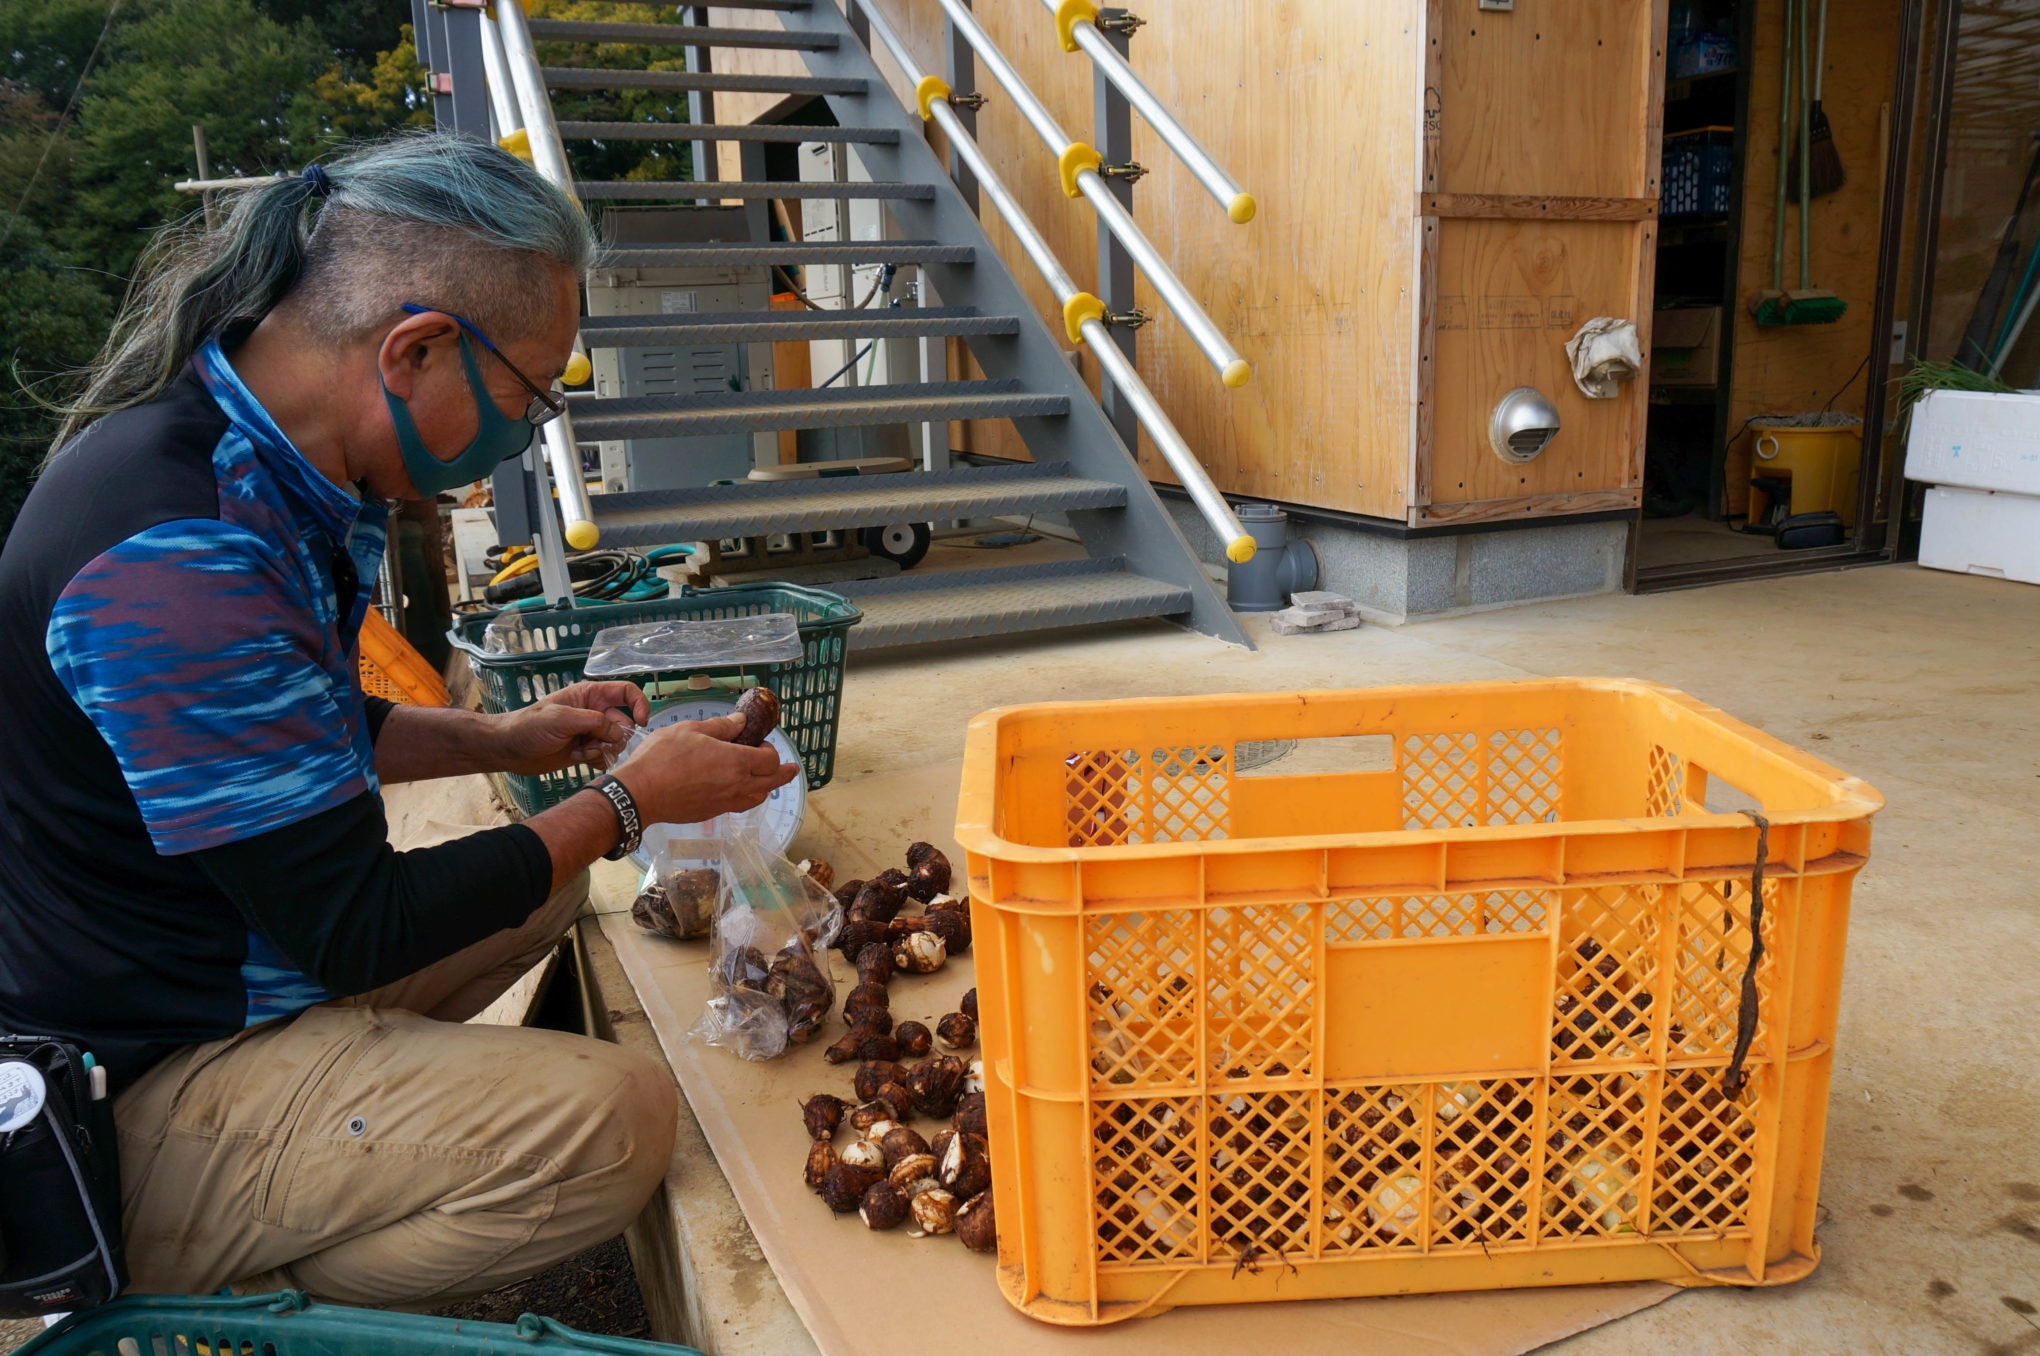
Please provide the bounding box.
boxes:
[829,558,1194,650]
[570,381,1066,440]
[579,307,1017,346]
[772,4,1249,648]
[597,242,973,268]
[589,461,1125,547]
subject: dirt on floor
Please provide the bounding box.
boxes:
[2,1236,654,1354]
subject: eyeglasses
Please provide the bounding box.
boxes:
[399,303,568,428]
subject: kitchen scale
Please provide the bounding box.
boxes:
[627,691,807,872]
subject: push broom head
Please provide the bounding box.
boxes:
[1782,287,1848,324]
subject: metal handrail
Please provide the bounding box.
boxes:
[1034,0,1255,225]
[478,14,524,142]
[494,0,599,553]
[931,0,1248,388]
[856,0,1254,563]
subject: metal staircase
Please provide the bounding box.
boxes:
[424,0,1256,649]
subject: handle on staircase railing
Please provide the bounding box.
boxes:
[493,0,599,553]
[1036,0,1255,225]
[478,14,525,147]
[929,0,1248,388]
[854,0,1255,564]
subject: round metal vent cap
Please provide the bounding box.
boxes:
[1489,386,1561,465]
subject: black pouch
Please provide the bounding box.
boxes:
[0,1037,126,1317]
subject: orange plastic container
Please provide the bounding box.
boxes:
[955,679,1881,1324]
[357,608,450,707]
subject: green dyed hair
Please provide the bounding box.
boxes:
[53,130,595,449]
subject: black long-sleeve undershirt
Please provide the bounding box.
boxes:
[191,790,550,998]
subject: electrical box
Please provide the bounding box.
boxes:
[586,206,777,493]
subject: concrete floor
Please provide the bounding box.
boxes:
[1636,514,1783,569]
[829,562,2040,1355]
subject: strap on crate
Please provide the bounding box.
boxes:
[1720,811,1771,1101]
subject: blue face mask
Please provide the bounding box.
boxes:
[380,332,535,499]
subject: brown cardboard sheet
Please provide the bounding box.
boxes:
[590,760,1676,1355]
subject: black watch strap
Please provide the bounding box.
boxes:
[589,775,642,862]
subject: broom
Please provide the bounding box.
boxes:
[1750,0,1796,323]
[1781,0,1848,325]
[1788,0,1845,198]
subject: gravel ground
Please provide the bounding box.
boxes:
[3,1237,654,1354]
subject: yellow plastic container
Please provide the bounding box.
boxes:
[1748,425,1862,527]
[956,680,1881,1325]
[357,608,450,707]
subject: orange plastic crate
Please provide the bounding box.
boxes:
[357,608,450,707]
[955,679,1881,1324]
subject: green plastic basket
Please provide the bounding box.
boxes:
[448,583,860,816]
[21,1290,704,1356]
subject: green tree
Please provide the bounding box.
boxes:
[0,219,114,530]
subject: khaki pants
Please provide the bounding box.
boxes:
[112,866,679,1306]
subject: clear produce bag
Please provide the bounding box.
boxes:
[688,830,842,1061]
[611,722,768,940]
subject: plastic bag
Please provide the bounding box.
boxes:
[611,721,759,940]
[481,610,535,655]
[583,613,803,677]
[689,830,842,1061]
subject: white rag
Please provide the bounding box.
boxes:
[1565,317,1642,399]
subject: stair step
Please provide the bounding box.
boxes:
[570,381,1068,440]
[541,67,863,96]
[580,307,1018,347]
[831,559,1193,650]
[589,462,1124,547]
[525,20,836,50]
[597,241,974,268]
[594,0,809,8]
[556,121,899,144]
[576,180,934,202]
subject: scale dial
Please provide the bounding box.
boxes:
[628,694,807,871]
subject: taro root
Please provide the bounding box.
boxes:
[927,892,967,915]
[953,1091,989,1140]
[905,841,941,869]
[719,944,771,991]
[732,685,780,747]
[919,907,971,956]
[840,1138,887,1171]
[871,868,912,910]
[880,1125,930,1166]
[895,1020,933,1057]
[960,987,978,1021]
[884,916,924,946]
[835,918,886,960]
[824,1024,891,1065]
[939,1131,992,1200]
[804,1140,836,1190]
[767,953,829,1003]
[854,942,894,987]
[630,888,677,937]
[855,1029,900,1063]
[893,931,947,974]
[801,1092,847,1141]
[908,1057,965,1120]
[853,1060,907,1103]
[798,857,834,892]
[833,879,866,909]
[847,1103,897,1139]
[889,1152,937,1192]
[786,996,829,1044]
[849,882,900,924]
[909,1187,958,1236]
[930,1128,959,1168]
[907,848,952,903]
[821,1162,882,1213]
[843,982,891,1030]
[935,1011,977,1050]
[859,1179,910,1231]
[955,1191,996,1253]
[963,1059,985,1095]
[872,1082,914,1122]
[631,867,719,940]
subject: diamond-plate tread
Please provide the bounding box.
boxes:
[525,20,837,49]
[576,180,934,201]
[578,307,1016,347]
[555,121,898,144]
[541,67,864,96]
[569,381,1066,440]
[589,462,1124,545]
[831,559,1192,649]
[597,241,973,268]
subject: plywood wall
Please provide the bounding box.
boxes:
[1724,0,1903,514]
[707,1,1423,519]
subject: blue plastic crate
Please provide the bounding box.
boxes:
[1662,127,1734,219]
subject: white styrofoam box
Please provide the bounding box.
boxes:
[1905,389,2040,494]
[1917,486,2040,586]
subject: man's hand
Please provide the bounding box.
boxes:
[610,713,800,826]
[492,681,652,776]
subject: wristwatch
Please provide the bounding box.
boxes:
[588,774,642,861]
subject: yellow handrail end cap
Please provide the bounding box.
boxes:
[1225,535,1258,564]
[498,128,533,164]
[1058,142,1102,200]
[1228,192,1257,224]
[914,74,952,121]
[563,349,592,386]
[1222,359,1252,389]
[564,521,600,551]
[1062,292,1107,346]
[1054,0,1100,52]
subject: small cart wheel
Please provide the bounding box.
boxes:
[862,522,932,569]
